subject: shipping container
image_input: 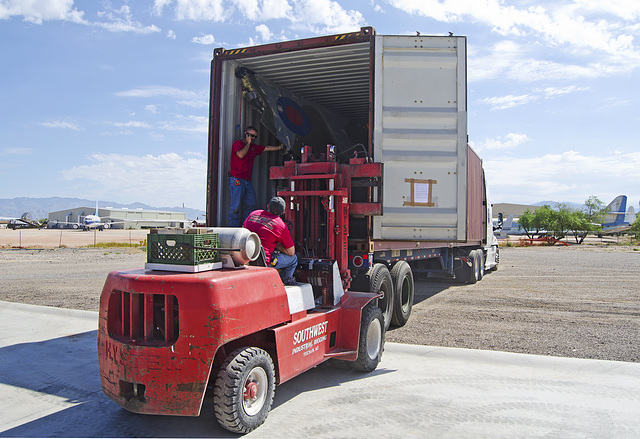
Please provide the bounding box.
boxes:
[206,27,499,327]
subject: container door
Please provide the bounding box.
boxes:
[373,35,467,241]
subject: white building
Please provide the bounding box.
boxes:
[48,207,187,229]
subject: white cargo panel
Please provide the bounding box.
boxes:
[373,35,467,241]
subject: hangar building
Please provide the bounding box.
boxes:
[48,207,187,229]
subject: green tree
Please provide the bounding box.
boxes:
[533,205,556,237]
[567,211,595,244]
[630,214,640,239]
[583,195,608,224]
[517,209,538,239]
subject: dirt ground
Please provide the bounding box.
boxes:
[1,229,638,363]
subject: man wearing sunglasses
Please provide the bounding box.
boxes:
[228,125,283,227]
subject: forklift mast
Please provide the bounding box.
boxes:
[270,144,382,302]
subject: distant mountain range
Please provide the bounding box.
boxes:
[0,197,205,221]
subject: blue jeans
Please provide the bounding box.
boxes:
[272,252,298,280]
[228,176,257,227]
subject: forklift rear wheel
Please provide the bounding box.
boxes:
[368,263,394,330]
[390,261,414,327]
[351,303,385,372]
[213,347,275,434]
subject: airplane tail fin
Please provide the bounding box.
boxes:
[625,206,636,225]
[604,195,627,226]
[503,215,514,229]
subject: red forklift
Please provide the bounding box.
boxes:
[97,147,386,433]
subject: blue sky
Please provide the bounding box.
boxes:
[1,0,639,213]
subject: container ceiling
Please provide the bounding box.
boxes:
[235,42,371,126]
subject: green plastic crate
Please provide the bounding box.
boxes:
[147,233,219,266]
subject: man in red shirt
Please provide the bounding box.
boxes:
[243,196,298,285]
[228,125,283,226]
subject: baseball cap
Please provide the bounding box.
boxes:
[268,196,286,215]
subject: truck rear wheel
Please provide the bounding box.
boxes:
[468,250,479,284]
[351,303,385,372]
[213,347,275,434]
[390,261,414,327]
[368,263,393,330]
[476,250,485,281]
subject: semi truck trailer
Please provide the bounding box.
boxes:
[207,26,499,328]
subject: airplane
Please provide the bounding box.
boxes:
[600,195,636,234]
[80,202,112,231]
[1,212,45,229]
[493,213,533,238]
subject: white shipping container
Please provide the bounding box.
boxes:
[373,35,467,241]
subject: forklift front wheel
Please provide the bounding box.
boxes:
[351,303,385,372]
[213,347,276,434]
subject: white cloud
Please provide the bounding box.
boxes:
[485,150,640,204]
[152,0,173,17]
[39,120,81,130]
[158,115,208,133]
[60,152,206,209]
[387,0,638,55]
[193,34,216,44]
[479,93,537,111]
[116,86,208,108]
[112,121,152,129]
[391,1,640,81]
[174,0,228,21]
[469,40,632,83]
[255,24,273,42]
[233,0,292,20]
[472,133,530,152]
[167,29,176,39]
[0,0,85,24]
[0,147,34,156]
[0,1,161,34]
[95,4,160,34]
[160,0,362,35]
[479,85,588,110]
[289,0,365,34]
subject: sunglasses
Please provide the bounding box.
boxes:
[245,132,257,139]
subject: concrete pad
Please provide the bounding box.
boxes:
[1,300,639,438]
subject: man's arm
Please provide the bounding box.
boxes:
[264,144,284,152]
[275,241,295,256]
[235,141,251,159]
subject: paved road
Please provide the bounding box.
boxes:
[1,301,639,438]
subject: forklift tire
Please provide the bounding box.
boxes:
[351,303,385,372]
[368,263,393,331]
[213,347,275,434]
[390,261,414,327]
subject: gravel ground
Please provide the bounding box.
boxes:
[1,237,638,363]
